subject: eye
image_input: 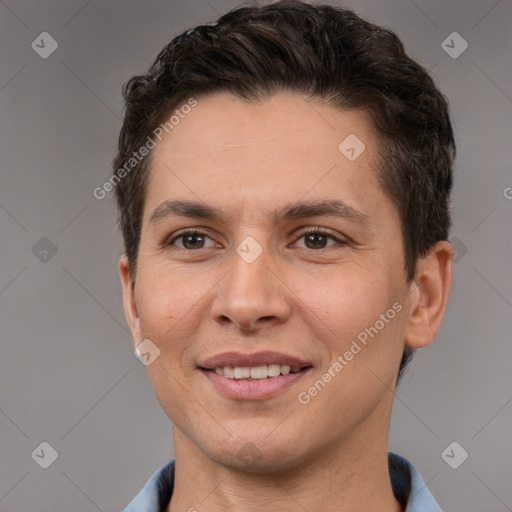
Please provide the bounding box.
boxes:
[164,227,347,251]
[166,229,218,250]
[293,227,346,250]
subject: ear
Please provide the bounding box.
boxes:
[404,241,454,349]
[118,254,142,345]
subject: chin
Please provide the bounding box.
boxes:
[212,447,304,474]
[199,431,311,474]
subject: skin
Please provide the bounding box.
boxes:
[119,91,453,512]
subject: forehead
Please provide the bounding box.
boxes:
[151,91,376,165]
[144,91,387,225]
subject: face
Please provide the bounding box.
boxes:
[120,92,429,471]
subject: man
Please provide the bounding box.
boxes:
[114,1,454,510]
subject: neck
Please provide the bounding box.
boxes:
[167,415,402,512]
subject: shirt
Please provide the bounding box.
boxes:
[123,452,442,511]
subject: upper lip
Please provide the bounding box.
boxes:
[199,351,312,369]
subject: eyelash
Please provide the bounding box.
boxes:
[165,227,346,250]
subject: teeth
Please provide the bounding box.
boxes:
[267,364,281,377]
[280,365,291,375]
[250,366,268,379]
[213,364,301,379]
[234,367,251,379]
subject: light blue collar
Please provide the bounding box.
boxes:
[124,452,442,511]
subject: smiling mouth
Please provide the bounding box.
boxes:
[201,364,312,380]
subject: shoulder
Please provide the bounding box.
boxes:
[123,459,175,512]
[388,452,442,511]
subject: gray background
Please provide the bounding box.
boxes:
[1,0,511,510]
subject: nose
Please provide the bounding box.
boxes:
[210,242,291,333]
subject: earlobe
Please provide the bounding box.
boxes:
[404,241,454,349]
[118,255,142,344]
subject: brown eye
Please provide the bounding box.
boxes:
[181,233,206,249]
[294,228,345,250]
[304,232,329,249]
[167,229,216,250]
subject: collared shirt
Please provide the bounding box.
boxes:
[123,452,441,511]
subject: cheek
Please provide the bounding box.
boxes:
[295,273,406,434]
[134,264,204,426]
[134,257,229,382]
[136,258,205,333]
[134,264,194,371]
[299,265,406,391]
[302,266,395,340]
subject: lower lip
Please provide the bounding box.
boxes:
[201,369,311,400]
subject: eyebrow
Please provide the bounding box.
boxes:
[148,198,372,228]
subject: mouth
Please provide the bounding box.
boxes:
[201,364,310,380]
[198,351,313,400]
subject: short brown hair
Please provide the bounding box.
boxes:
[113,0,455,380]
